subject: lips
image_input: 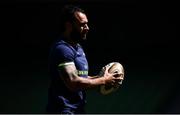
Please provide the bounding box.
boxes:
[82,29,89,34]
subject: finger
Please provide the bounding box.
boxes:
[113,74,119,77]
[104,66,110,73]
[118,75,124,80]
[104,66,113,76]
[114,78,124,83]
[111,80,116,86]
[113,73,123,78]
[108,79,115,84]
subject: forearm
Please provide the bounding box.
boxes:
[58,64,106,91]
[79,76,105,87]
[68,74,105,91]
[88,76,99,79]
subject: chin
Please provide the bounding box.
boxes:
[82,34,87,40]
[82,37,87,40]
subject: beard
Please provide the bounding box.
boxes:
[71,29,87,43]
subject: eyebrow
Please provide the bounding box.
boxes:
[80,22,88,25]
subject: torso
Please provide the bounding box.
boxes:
[47,39,88,113]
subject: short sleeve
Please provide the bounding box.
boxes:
[55,44,75,64]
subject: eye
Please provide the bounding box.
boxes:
[80,23,87,27]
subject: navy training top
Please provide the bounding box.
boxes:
[47,38,89,113]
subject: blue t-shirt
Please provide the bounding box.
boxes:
[47,38,89,113]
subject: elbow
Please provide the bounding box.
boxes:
[66,78,82,92]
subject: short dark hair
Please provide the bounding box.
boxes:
[60,5,85,31]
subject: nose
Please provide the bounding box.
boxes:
[84,24,89,31]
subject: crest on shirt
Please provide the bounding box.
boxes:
[84,65,88,69]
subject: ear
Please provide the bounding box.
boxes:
[65,22,72,32]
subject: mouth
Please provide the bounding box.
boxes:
[81,32,87,36]
[82,31,87,35]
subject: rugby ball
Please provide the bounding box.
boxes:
[99,62,124,95]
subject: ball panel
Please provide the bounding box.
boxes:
[108,62,124,75]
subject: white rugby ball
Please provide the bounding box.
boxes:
[99,62,125,95]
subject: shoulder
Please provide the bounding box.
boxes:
[50,40,77,59]
[52,40,72,53]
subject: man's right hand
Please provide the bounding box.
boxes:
[102,66,123,87]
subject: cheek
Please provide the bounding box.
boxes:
[80,27,84,32]
[74,25,81,32]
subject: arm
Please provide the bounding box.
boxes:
[58,62,121,92]
[88,76,99,79]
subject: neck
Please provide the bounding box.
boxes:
[62,31,78,47]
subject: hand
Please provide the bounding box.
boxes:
[103,66,123,87]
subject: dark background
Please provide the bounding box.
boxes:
[0,0,179,113]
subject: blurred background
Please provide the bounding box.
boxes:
[0,0,179,113]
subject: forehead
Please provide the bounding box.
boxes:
[74,11,88,23]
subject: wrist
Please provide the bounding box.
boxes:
[102,77,106,85]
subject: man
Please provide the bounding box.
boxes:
[46,5,122,114]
